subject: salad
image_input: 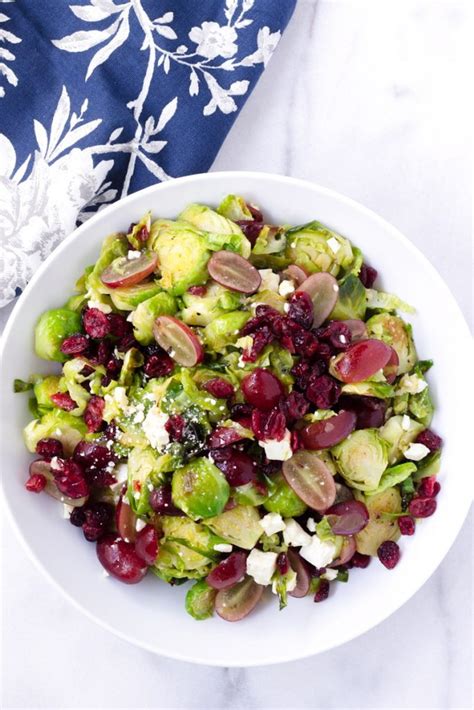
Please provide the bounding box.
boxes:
[16,195,442,622]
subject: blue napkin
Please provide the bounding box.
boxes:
[0,0,295,307]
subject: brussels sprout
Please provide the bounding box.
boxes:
[179,204,251,258]
[126,446,168,515]
[365,462,417,497]
[366,314,417,374]
[341,381,394,399]
[23,409,86,454]
[330,274,367,321]
[413,451,441,480]
[408,386,434,427]
[65,293,88,312]
[160,369,226,423]
[354,487,401,555]
[34,309,82,362]
[109,281,162,311]
[346,247,364,277]
[332,429,389,491]
[148,219,210,295]
[185,579,217,620]
[33,375,61,412]
[268,346,295,387]
[204,311,250,351]
[180,282,242,327]
[252,225,286,255]
[118,348,144,388]
[86,232,128,294]
[132,291,177,345]
[233,482,268,506]
[217,194,253,222]
[204,505,263,549]
[153,516,216,581]
[248,289,286,314]
[365,289,415,314]
[127,211,151,250]
[380,415,424,464]
[60,358,94,415]
[285,221,353,276]
[263,473,307,517]
[172,457,230,519]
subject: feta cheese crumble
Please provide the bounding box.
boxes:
[104,386,129,412]
[259,429,292,461]
[327,237,341,254]
[135,518,147,532]
[299,536,336,568]
[142,406,170,452]
[213,543,233,553]
[397,374,428,395]
[246,549,277,586]
[278,279,295,297]
[259,512,286,536]
[403,442,430,461]
[235,335,254,351]
[322,568,338,581]
[258,269,280,293]
[306,517,317,533]
[283,519,311,547]
[127,250,141,260]
[401,414,411,431]
[62,504,74,519]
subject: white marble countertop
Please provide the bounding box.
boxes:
[1,1,472,708]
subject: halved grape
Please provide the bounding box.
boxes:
[215,575,264,622]
[282,450,337,511]
[326,500,369,535]
[384,347,399,384]
[330,535,356,567]
[208,251,261,294]
[153,315,204,367]
[297,273,339,328]
[206,551,247,590]
[116,496,137,543]
[299,410,356,450]
[100,251,158,288]
[282,264,308,287]
[330,339,393,383]
[135,524,159,565]
[341,319,368,342]
[29,460,88,507]
[96,535,148,584]
[287,549,311,598]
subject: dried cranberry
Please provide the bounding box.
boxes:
[82,502,113,542]
[236,220,264,244]
[306,374,340,409]
[251,407,286,441]
[408,497,437,518]
[50,392,77,411]
[144,353,174,378]
[291,361,312,390]
[149,485,183,516]
[314,579,330,602]
[282,391,309,421]
[318,321,352,351]
[417,476,438,498]
[53,459,89,499]
[208,426,244,449]
[84,395,105,433]
[106,357,121,376]
[69,506,86,527]
[35,438,64,460]
[277,552,289,575]
[107,312,131,337]
[230,402,253,424]
[25,473,47,493]
[290,430,301,452]
[116,332,139,353]
[212,448,257,487]
[203,378,234,399]
[90,339,112,366]
[415,429,442,452]
[351,552,371,569]
[83,308,110,338]
[377,540,400,569]
[60,333,89,355]
[398,515,415,536]
[81,365,95,377]
[73,440,116,471]
[337,395,387,429]
[165,414,185,442]
[242,326,274,362]
[187,285,207,296]
[359,264,378,288]
[288,291,314,329]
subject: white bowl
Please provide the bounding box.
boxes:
[1,172,472,666]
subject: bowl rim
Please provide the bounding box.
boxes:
[1,170,472,667]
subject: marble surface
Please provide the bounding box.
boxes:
[1,0,472,708]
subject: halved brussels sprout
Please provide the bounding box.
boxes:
[413,451,441,480]
[153,516,216,581]
[252,226,286,255]
[354,487,401,555]
[332,429,389,491]
[132,291,177,345]
[248,289,286,314]
[23,409,87,454]
[263,473,307,517]
[179,204,251,258]
[160,369,226,423]
[34,309,82,362]
[185,579,217,620]
[60,358,94,415]
[126,446,169,515]
[365,462,417,497]
[217,194,253,222]
[285,221,353,276]
[204,505,263,549]
[109,281,162,311]
[330,274,367,321]
[341,381,394,399]
[204,311,250,352]
[86,232,128,295]
[33,375,61,412]
[172,457,230,519]
[149,219,210,295]
[365,289,414,314]
[180,282,242,327]
[380,415,424,464]
[366,314,416,375]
